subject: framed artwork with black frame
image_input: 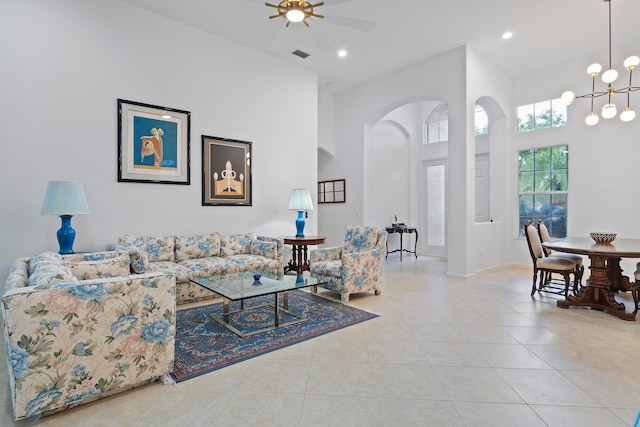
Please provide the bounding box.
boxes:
[202,135,252,206]
[117,99,191,185]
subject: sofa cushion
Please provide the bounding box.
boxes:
[250,240,278,259]
[145,261,191,284]
[119,235,175,262]
[224,254,281,272]
[309,260,342,278]
[220,233,255,257]
[28,251,62,275]
[175,233,221,262]
[62,252,131,280]
[178,256,233,276]
[107,243,149,274]
[344,226,378,253]
[26,253,76,287]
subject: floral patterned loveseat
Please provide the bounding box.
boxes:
[108,232,284,305]
[2,251,176,420]
[309,226,386,303]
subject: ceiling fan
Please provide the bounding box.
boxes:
[262,0,376,33]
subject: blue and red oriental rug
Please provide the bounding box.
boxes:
[171,290,378,382]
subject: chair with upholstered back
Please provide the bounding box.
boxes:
[524,221,577,298]
[309,225,386,303]
[537,219,584,293]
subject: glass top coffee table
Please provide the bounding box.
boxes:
[190,272,325,337]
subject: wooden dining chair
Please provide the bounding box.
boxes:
[524,221,577,298]
[537,219,584,294]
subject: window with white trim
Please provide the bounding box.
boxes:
[518,145,568,237]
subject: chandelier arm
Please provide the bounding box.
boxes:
[574,91,609,99]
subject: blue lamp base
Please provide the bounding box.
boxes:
[295,210,306,237]
[57,215,76,254]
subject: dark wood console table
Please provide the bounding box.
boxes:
[385,225,418,261]
[283,236,326,275]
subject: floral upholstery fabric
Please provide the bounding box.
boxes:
[220,233,255,257]
[174,233,221,262]
[310,226,386,303]
[250,240,278,259]
[62,251,130,280]
[2,255,176,421]
[118,235,175,262]
[110,234,284,305]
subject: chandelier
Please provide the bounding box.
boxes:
[266,1,325,27]
[560,0,639,125]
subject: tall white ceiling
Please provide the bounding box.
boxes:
[120,0,640,92]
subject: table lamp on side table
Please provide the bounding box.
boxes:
[41,181,90,254]
[288,188,313,237]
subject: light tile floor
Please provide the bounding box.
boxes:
[2,257,639,426]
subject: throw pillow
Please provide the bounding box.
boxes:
[250,240,278,259]
[118,235,175,262]
[220,233,255,257]
[175,233,221,262]
[28,251,62,275]
[107,243,148,273]
[26,258,76,287]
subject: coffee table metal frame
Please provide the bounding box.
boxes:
[189,273,323,337]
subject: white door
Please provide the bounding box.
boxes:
[421,159,446,257]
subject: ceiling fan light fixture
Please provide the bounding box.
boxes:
[286,8,305,23]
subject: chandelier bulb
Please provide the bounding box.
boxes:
[586,63,602,77]
[602,103,617,119]
[601,69,618,84]
[286,8,305,22]
[585,113,600,126]
[620,108,636,122]
[560,91,576,106]
[624,56,640,70]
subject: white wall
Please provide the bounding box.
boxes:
[509,43,640,274]
[0,0,318,278]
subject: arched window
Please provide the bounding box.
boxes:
[475,105,488,135]
[424,103,448,144]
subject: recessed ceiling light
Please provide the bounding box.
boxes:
[502,31,513,40]
[337,49,348,58]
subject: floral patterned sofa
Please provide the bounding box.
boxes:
[309,225,387,303]
[1,251,176,420]
[108,232,284,305]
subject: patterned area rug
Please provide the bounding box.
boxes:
[171,290,378,382]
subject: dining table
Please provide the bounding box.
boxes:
[542,237,640,321]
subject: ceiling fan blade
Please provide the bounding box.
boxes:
[267,21,288,51]
[307,25,333,51]
[324,14,376,33]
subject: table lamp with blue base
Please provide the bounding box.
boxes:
[288,188,314,237]
[41,181,90,254]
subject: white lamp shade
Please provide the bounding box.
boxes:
[288,189,313,211]
[601,103,617,119]
[586,63,602,76]
[601,69,618,84]
[585,112,600,126]
[624,55,640,69]
[620,108,636,122]
[41,181,90,215]
[560,91,575,106]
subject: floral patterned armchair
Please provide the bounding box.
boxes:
[2,251,176,420]
[309,226,386,303]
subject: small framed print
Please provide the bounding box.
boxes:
[202,135,252,206]
[117,99,191,185]
[318,179,346,203]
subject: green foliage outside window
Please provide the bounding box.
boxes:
[518,145,568,237]
[517,99,567,133]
